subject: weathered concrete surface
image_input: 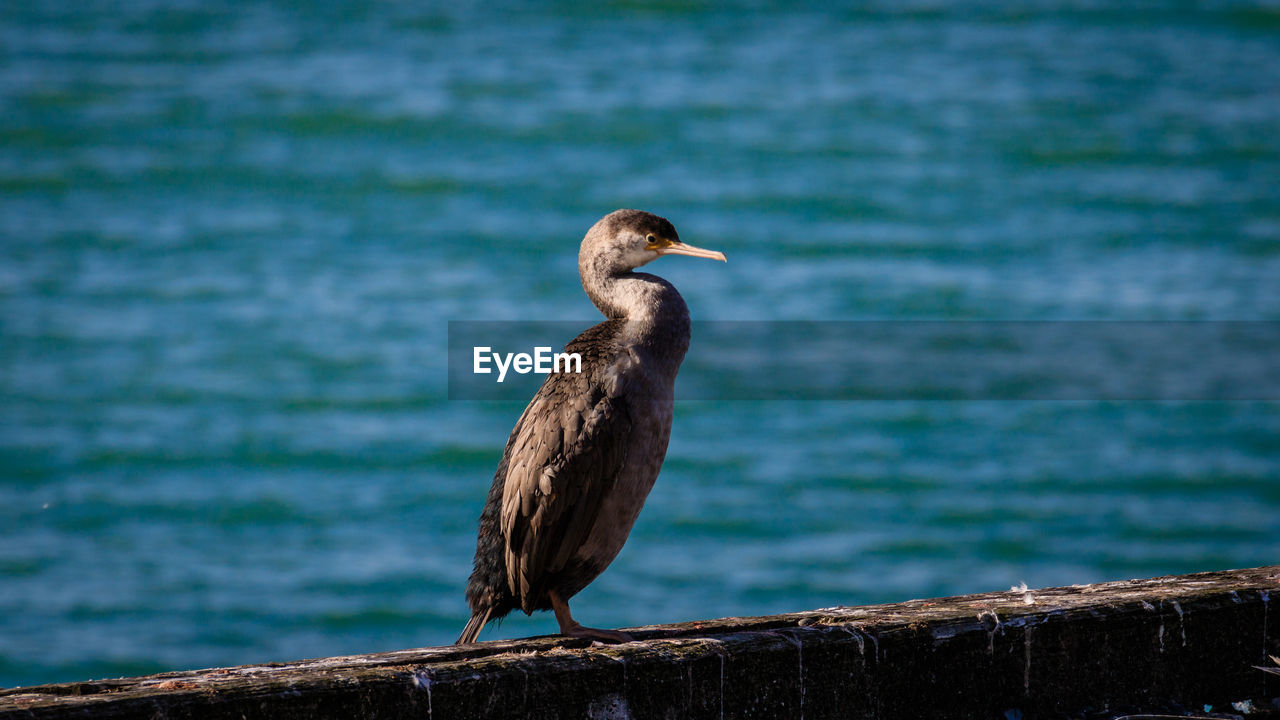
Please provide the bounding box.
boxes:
[2,566,1277,719]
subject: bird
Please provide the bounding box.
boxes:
[457,209,726,645]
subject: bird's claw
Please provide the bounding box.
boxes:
[562,624,633,644]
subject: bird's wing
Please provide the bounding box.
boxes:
[498,371,631,614]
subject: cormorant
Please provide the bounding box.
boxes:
[457,209,726,644]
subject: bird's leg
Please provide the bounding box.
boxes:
[548,590,633,643]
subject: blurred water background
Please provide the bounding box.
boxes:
[2,1,1279,689]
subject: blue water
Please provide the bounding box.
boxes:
[3,2,1279,689]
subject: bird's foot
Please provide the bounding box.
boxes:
[547,589,633,643]
[560,623,633,644]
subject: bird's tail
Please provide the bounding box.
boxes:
[456,607,492,645]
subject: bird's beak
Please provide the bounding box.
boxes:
[654,240,727,262]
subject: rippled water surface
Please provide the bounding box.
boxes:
[2,2,1279,688]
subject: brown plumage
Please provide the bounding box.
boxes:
[457,209,726,644]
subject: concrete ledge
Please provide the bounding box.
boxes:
[2,566,1277,719]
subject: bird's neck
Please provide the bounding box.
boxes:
[584,271,691,347]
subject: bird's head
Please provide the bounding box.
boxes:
[580,209,726,276]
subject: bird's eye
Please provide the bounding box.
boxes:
[645,233,666,250]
